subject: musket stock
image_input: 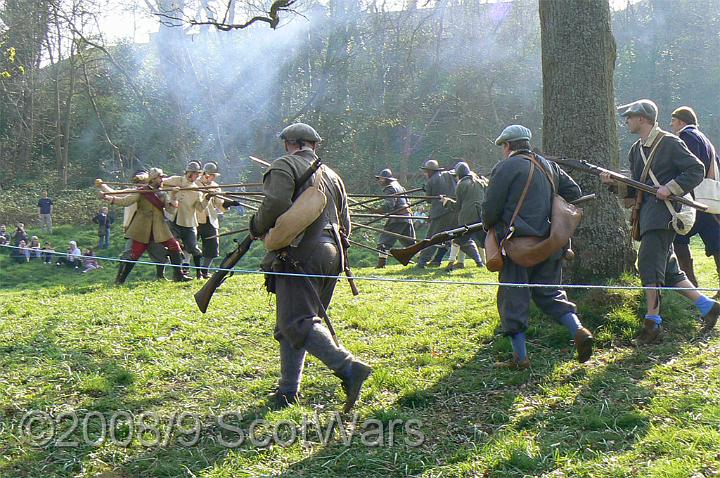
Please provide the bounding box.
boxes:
[390,222,485,266]
[194,235,254,313]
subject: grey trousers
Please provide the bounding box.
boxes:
[171,222,202,257]
[418,213,456,264]
[638,229,687,286]
[40,214,52,233]
[273,241,354,393]
[497,255,576,336]
[378,221,416,255]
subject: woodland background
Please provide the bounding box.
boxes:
[2,0,719,194]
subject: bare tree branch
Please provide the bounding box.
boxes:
[154,0,298,30]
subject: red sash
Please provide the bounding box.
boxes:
[138,186,166,212]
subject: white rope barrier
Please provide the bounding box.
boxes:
[1,243,718,292]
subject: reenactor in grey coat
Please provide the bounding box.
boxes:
[483,125,594,369]
[249,123,371,411]
[602,99,719,344]
[417,159,458,268]
[373,168,416,268]
[441,161,485,268]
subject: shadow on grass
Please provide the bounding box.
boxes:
[268,289,697,477]
[0,264,707,477]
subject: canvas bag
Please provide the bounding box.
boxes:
[263,165,328,251]
[503,155,583,268]
[484,159,536,272]
[693,152,720,214]
[639,136,696,235]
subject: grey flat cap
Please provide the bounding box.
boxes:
[279,123,323,143]
[617,99,658,123]
[420,159,443,171]
[494,125,532,145]
[375,168,397,180]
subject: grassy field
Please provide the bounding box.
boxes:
[1,224,720,477]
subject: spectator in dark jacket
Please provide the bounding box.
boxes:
[92,206,114,249]
[12,223,28,247]
[670,106,720,296]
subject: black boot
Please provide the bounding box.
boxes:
[375,256,387,269]
[155,265,166,280]
[115,261,136,285]
[194,256,203,279]
[170,251,193,282]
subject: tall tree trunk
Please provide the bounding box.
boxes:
[539,0,635,281]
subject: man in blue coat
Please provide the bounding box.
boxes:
[670,106,720,295]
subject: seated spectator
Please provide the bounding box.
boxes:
[0,224,9,247]
[12,223,28,247]
[41,241,55,264]
[10,240,30,264]
[82,249,102,273]
[28,236,42,260]
[56,240,82,269]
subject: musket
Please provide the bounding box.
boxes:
[220,193,264,204]
[206,227,250,240]
[361,198,429,227]
[194,235,254,313]
[339,229,359,296]
[195,155,322,312]
[388,193,598,266]
[346,238,414,264]
[550,157,709,211]
[204,192,259,211]
[390,222,485,266]
[351,222,417,242]
[249,155,271,167]
[352,213,417,220]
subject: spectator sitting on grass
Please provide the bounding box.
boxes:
[10,240,30,264]
[41,241,55,264]
[0,224,9,247]
[82,249,102,273]
[28,236,42,260]
[56,240,82,269]
[12,223,28,247]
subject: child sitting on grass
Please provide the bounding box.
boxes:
[82,249,102,273]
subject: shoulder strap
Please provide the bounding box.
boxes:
[526,153,557,195]
[638,132,666,182]
[508,159,536,229]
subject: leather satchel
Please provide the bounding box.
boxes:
[503,155,583,268]
[264,165,328,251]
[484,159,536,272]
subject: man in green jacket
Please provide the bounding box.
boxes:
[441,161,485,269]
[417,159,457,268]
[602,99,719,343]
[249,123,371,412]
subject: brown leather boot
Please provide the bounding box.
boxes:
[634,319,662,345]
[494,353,530,370]
[375,257,387,269]
[700,301,720,335]
[574,327,594,363]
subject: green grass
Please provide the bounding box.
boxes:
[1,224,720,477]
